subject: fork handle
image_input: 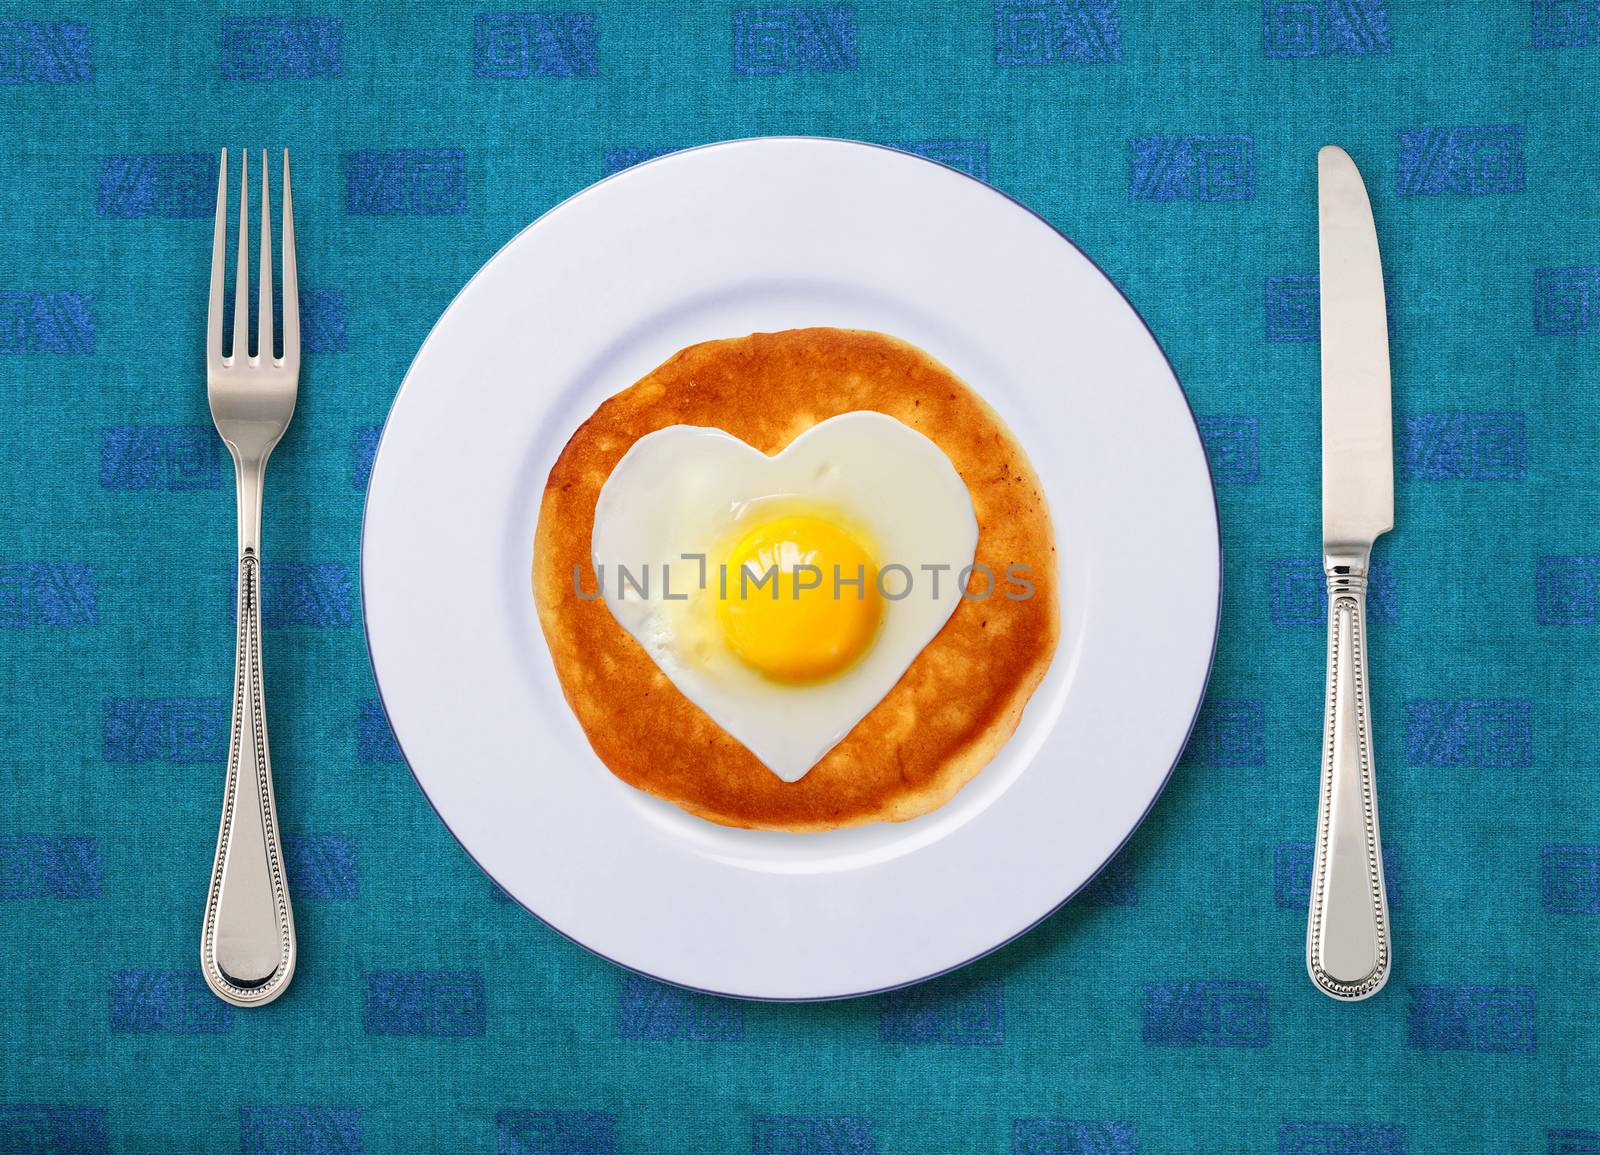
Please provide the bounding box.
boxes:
[201,461,296,1006]
[1306,559,1391,1001]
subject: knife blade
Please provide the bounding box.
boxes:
[1306,144,1394,1001]
[1320,144,1393,553]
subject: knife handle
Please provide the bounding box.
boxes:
[1306,558,1392,1001]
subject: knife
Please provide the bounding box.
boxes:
[1307,144,1393,1001]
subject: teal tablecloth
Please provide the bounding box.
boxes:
[4,3,1599,1152]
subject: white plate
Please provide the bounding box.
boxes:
[362,138,1220,1001]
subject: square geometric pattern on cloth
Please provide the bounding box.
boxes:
[2,2,1598,1151]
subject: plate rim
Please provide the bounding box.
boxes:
[359,135,1223,1002]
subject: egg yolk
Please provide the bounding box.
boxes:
[717,514,882,683]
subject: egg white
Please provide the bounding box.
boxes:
[589,411,978,782]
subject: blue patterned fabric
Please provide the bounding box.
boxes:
[2,3,1598,1151]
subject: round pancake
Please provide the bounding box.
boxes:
[533,328,1059,831]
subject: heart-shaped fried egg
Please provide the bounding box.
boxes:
[590,411,978,781]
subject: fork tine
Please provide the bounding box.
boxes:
[207,149,227,368]
[280,150,298,366]
[232,148,251,360]
[258,150,273,364]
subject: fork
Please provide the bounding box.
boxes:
[199,148,299,1007]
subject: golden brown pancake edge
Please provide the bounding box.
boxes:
[532,327,1060,831]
